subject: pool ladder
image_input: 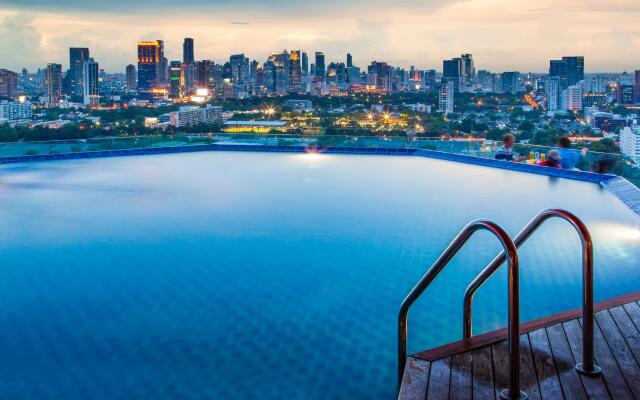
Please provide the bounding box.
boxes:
[397,209,601,400]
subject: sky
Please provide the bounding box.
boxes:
[0,0,639,73]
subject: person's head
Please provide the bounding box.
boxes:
[502,134,515,148]
[557,136,572,149]
[547,149,561,162]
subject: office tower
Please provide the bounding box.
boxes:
[137,41,161,91]
[423,69,436,91]
[0,69,18,99]
[82,58,99,106]
[69,47,89,96]
[315,52,325,78]
[443,58,461,91]
[439,80,454,114]
[499,72,519,94]
[347,53,353,68]
[183,38,194,65]
[125,64,137,90]
[563,56,584,87]
[289,50,302,93]
[367,61,391,92]
[477,70,496,92]
[230,54,250,84]
[460,53,474,83]
[46,63,63,107]
[301,52,308,76]
[169,61,183,99]
[562,84,583,112]
[347,66,361,84]
[545,76,561,111]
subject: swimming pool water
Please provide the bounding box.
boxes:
[0,151,639,399]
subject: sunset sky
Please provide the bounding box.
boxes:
[0,0,639,73]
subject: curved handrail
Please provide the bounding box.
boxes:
[463,209,601,376]
[398,220,525,399]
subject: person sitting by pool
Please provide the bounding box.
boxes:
[555,137,588,170]
[536,149,562,168]
[495,134,526,162]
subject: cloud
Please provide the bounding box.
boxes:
[231,22,250,25]
[0,13,44,71]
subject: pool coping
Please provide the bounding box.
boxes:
[1,142,640,217]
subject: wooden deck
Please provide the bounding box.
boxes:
[399,293,640,400]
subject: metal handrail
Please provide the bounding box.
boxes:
[463,209,602,377]
[398,220,526,400]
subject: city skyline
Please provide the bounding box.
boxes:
[1,0,640,72]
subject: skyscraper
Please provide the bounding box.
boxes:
[346,53,353,68]
[499,72,520,94]
[169,61,184,99]
[82,58,99,106]
[442,58,461,91]
[315,52,325,78]
[183,38,194,65]
[69,47,90,96]
[634,70,640,104]
[46,63,63,108]
[439,80,454,114]
[301,52,308,76]
[460,54,474,83]
[289,50,302,93]
[137,41,161,91]
[125,64,137,91]
[367,61,391,92]
[0,69,18,99]
[563,56,584,87]
[545,76,561,111]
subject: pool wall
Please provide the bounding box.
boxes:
[2,143,639,217]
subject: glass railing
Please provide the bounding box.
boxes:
[0,133,638,186]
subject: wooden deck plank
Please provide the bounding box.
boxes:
[471,346,494,400]
[561,319,611,400]
[575,317,634,399]
[398,357,430,400]
[545,324,588,400]
[528,328,564,399]
[593,311,640,398]
[609,305,640,364]
[426,357,451,400]
[449,352,471,400]
[491,336,541,400]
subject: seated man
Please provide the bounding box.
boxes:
[537,149,562,168]
[495,134,526,162]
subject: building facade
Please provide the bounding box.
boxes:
[0,69,18,99]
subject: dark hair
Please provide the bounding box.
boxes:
[557,137,572,148]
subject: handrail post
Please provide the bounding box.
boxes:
[397,220,525,399]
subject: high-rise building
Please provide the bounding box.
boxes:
[460,54,475,83]
[137,41,161,91]
[443,58,461,91]
[289,50,303,93]
[183,38,194,65]
[301,52,308,76]
[545,76,561,111]
[562,84,583,112]
[367,61,391,92]
[499,72,520,94]
[82,58,99,106]
[169,61,184,99]
[563,56,584,87]
[621,124,640,162]
[157,40,168,85]
[69,47,89,96]
[346,53,353,68]
[125,64,137,91]
[315,52,325,78]
[618,84,635,105]
[439,80,455,114]
[0,69,18,99]
[0,100,32,121]
[46,63,63,108]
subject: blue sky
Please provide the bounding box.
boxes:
[0,0,639,73]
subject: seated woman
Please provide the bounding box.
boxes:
[536,149,562,168]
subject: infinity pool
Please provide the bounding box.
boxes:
[0,150,639,399]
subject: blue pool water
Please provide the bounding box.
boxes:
[0,151,639,399]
